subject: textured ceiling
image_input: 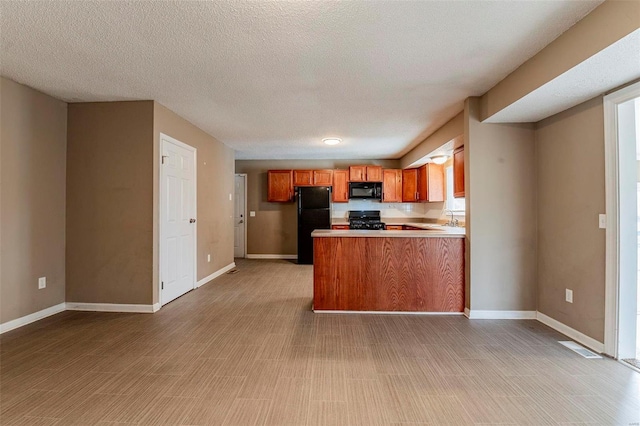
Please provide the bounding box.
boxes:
[0,1,602,159]
[486,29,640,123]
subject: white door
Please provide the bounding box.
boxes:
[160,135,196,306]
[234,174,246,258]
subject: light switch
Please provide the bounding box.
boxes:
[229,193,232,201]
[38,277,46,289]
[598,214,606,229]
[565,289,573,303]
[250,211,256,217]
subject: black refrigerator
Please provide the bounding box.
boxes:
[297,186,331,264]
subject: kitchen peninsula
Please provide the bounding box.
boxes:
[312,228,465,313]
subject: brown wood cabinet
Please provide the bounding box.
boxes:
[417,164,444,202]
[365,166,382,182]
[293,170,312,186]
[313,170,333,186]
[349,165,383,182]
[385,225,403,230]
[331,224,350,230]
[348,166,366,182]
[332,170,349,203]
[267,170,293,202]
[382,169,402,202]
[453,146,465,198]
[402,169,419,202]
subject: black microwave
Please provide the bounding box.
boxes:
[348,182,382,200]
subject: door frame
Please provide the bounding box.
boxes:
[159,133,198,307]
[603,81,640,357]
[234,173,248,258]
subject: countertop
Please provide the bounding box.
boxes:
[312,225,465,238]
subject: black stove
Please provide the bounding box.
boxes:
[348,210,385,230]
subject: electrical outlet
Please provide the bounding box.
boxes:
[565,289,573,303]
[38,277,46,289]
[598,214,606,229]
[207,254,211,263]
[250,211,256,217]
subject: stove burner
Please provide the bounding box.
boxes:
[348,210,385,230]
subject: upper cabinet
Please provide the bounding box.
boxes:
[293,170,313,186]
[332,170,349,203]
[349,165,383,182]
[293,169,334,187]
[403,164,444,202]
[453,146,465,198]
[268,170,293,202]
[402,169,419,202]
[382,169,402,202]
[417,164,444,202]
[313,169,334,186]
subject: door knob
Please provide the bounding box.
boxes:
[239,220,244,224]
[190,218,196,223]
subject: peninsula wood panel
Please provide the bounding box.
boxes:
[313,236,464,312]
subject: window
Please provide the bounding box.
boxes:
[445,165,465,212]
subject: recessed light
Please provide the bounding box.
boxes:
[430,155,448,165]
[323,138,341,146]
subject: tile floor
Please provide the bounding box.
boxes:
[1,259,639,425]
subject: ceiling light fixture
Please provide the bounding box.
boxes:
[323,138,342,146]
[430,155,448,165]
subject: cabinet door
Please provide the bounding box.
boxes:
[313,170,333,186]
[332,170,349,202]
[268,170,293,202]
[366,166,383,182]
[427,164,444,202]
[382,169,402,202]
[453,146,465,198]
[402,169,418,202]
[417,165,428,202]
[293,170,313,186]
[349,166,366,182]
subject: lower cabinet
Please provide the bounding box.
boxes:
[385,225,403,230]
[331,225,350,230]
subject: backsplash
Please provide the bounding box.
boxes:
[332,200,445,220]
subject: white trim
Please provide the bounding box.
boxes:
[234,174,248,259]
[159,133,198,307]
[0,303,66,334]
[66,303,158,313]
[603,81,640,358]
[536,312,605,354]
[196,262,236,288]
[313,310,464,315]
[246,254,298,260]
[465,310,537,320]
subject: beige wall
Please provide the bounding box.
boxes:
[536,96,606,342]
[465,97,537,311]
[153,102,235,302]
[1,78,67,323]
[481,0,640,121]
[66,101,154,305]
[235,160,400,255]
[401,112,463,169]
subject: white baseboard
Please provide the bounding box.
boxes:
[196,262,236,288]
[66,302,157,313]
[313,310,464,315]
[536,311,605,353]
[465,309,537,319]
[0,303,66,334]
[246,254,298,260]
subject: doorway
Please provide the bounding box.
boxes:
[604,81,640,365]
[234,174,247,258]
[159,134,197,306]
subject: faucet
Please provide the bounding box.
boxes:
[445,210,459,227]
